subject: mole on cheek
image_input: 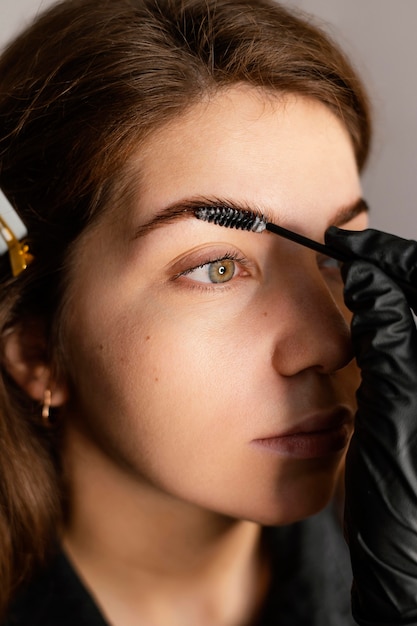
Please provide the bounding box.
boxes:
[146,335,151,341]
[263,312,268,317]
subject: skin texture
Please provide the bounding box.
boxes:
[49,87,367,625]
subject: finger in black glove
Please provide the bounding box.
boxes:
[326,227,417,313]
[342,257,417,624]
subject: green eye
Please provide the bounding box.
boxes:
[208,259,236,283]
[180,256,239,284]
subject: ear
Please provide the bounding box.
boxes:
[2,321,69,407]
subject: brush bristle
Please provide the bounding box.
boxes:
[195,206,266,233]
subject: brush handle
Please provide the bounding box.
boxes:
[265,222,352,262]
[267,222,416,300]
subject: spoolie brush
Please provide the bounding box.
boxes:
[194,205,351,263]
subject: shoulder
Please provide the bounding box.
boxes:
[3,551,108,626]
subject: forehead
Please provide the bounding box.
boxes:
[129,86,361,231]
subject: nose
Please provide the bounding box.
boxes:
[270,266,353,377]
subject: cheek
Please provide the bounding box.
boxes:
[63,290,259,454]
[60,278,360,524]
[62,295,273,517]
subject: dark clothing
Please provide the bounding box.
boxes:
[4,505,355,626]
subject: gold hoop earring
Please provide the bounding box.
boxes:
[42,389,52,421]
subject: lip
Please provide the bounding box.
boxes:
[252,408,353,459]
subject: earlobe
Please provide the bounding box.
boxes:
[2,323,69,407]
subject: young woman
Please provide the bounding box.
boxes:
[1,1,417,624]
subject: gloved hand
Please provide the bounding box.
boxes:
[325,226,417,625]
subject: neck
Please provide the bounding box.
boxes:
[61,426,269,626]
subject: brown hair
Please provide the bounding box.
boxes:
[0,0,371,615]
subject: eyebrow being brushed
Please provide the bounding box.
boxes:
[134,196,369,239]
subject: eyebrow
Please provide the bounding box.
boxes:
[330,197,369,228]
[133,196,369,238]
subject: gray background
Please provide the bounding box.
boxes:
[1,0,416,236]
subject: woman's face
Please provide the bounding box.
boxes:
[62,87,367,525]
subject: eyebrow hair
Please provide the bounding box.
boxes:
[330,197,369,228]
[134,196,369,238]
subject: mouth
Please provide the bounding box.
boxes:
[252,408,353,459]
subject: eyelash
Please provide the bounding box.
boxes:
[173,252,248,288]
[171,251,341,294]
[317,255,344,285]
[317,255,343,271]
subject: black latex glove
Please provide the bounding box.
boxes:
[325,227,417,625]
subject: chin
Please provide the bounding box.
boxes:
[255,493,334,527]
[236,468,343,527]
